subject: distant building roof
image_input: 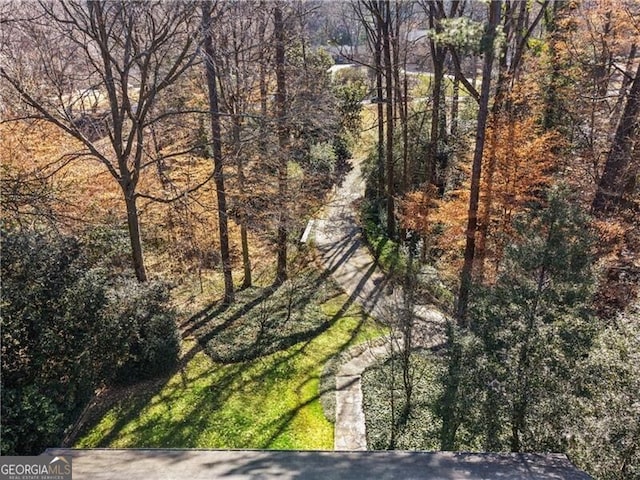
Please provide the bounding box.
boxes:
[46,448,592,480]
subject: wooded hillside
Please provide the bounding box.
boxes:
[1,1,638,478]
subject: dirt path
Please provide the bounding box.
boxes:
[314,158,446,451]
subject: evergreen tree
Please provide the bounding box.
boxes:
[441,187,597,451]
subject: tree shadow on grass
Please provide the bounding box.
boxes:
[71,217,393,449]
[200,244,387,364]
[91,307,369,450]
[73,258,380,445]
[65,340,206,448]
[180,285,278,340]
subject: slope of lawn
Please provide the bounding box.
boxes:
[75,273,382,450]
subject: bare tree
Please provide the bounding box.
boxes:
[353,1,386,204]
[0,1,200,281]
[356,0,397,237]
[456,0,502,324]
[274,2,289,284]
[213,1,262,289]
[423,0,448,193]
[202,1,234,303]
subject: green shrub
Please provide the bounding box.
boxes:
[360,200,406,275]
[82,225,131,272]
[107,280,180,384]
[333,135,351,166]
[0,225,180,454]
[439,188,598,453]
[307,141,337,174]
[1,226,109,454]
[0,386,65,456]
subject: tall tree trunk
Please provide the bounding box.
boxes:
[258,4,269,154]
[382,0,395,237]
[229,22,252,290]
[233,114,252,289]
[542,0,563,131]
[450,76,459,137]
[474,0,512,277]
[203,2,234,304]
[456,0,501,325]
[392,2,409,195]
[475,125,496,283]
[428,2,447,194]
[402,70,410,193]
[274,4,288,284]
[592,62,640,214]
[610,43,638,130]
[375,10,385,204]
[122,181,147,282]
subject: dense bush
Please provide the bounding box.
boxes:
[307,141,337,175]
[332,135,351,166]
[1,226,108,454]
[0,225,180,455]
[82,225,131,272]
[107,280,180,384]
[360,199,406,275]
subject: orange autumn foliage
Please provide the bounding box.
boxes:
[398,185,439,235]
[430,187,470,274]
[0,120,123,225]
[477,112,560,282]
[481,116,559,228]
[421,111,561,281]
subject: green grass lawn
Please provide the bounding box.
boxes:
[75,290,382,450]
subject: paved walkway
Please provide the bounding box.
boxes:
[314,158,445,451]
[314,158,395,319]
[333,342,392,450]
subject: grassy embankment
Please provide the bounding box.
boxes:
[75,268,383,450]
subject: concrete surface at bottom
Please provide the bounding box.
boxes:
[45,448,591,480]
